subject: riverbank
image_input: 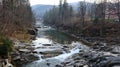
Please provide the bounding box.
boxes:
[45,29,120,67]
[22,27,120,67]
[0,28,39,67]
[10,39,39,67]
[56,28,120,52]
[10,29,39,67]
[5,26,119,67]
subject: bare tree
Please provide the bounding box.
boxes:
[0,0,34,36]
[78,0,87,27]
[115,0,120,22]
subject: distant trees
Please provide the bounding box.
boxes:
[44,0,74,27]
[44,6,59,25]
[95,0,107,36]
[115,0,120,22]
[90,2,98,23]
[77,0,87,27]
[43,0,120,37]
[59,0,63,21]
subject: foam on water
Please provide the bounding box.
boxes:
[53,47,80,62]
[32,38,53,48]
[23,36,89,67]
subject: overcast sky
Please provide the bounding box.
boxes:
[30,0,93,6]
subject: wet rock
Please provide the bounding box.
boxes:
[55,64,62,67]
[111,46,120,54]
[63,45,69,48]
[74,60,86,66]
[63,53,88,67]
[14,44,26,49]
[39,50,63,54]
[11,51,20,61]
[92,42,112,51]
[34,28,38,31]
[19,49,31,53]
[42,53,63,58]
[11,48,38,66]
[46,62,50,66]
[13,53,39,65]
[2,59,14,67]
[27,29,37,35]
[65,61,75,66]
[13,56,21,61]
[62,48,70,53]
[89,56,120,67]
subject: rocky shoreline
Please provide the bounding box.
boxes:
[2,28,120,67]
[57,29,120,53]
[50,29,120,67]
[0,28,38,67]
[10,29,39,67]
[11,41,39,67]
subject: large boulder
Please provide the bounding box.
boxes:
[27,29,37,35]
[111,46,120,54]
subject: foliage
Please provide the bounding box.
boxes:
[0,36,13,58]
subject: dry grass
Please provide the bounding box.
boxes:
[11,30,32,43]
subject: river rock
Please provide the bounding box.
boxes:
[14,44,26,48]
[90,56,120,67]
[13,56,21,61]
[12,54,39,66]
[55,64,63,67]
[111,46,120,54]
[92,42,112,51]
[19,49,31,53]
[27,29,37,35]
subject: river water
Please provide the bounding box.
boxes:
[22,22,89,67]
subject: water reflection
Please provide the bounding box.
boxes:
[45,30,78,44]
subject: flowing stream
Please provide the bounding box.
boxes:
[22,21,89,67]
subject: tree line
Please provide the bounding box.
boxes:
[0,0,35,37]
[43,0,120,37]
[0,0,35,59]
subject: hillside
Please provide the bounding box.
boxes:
[32,4,53,19]
[31,3,78,19]
[31,2,93,20]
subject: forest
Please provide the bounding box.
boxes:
[0,0,34,37]
[43,0,120,41]
[0,0,35,63]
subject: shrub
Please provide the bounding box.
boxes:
[0,36,13,58]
